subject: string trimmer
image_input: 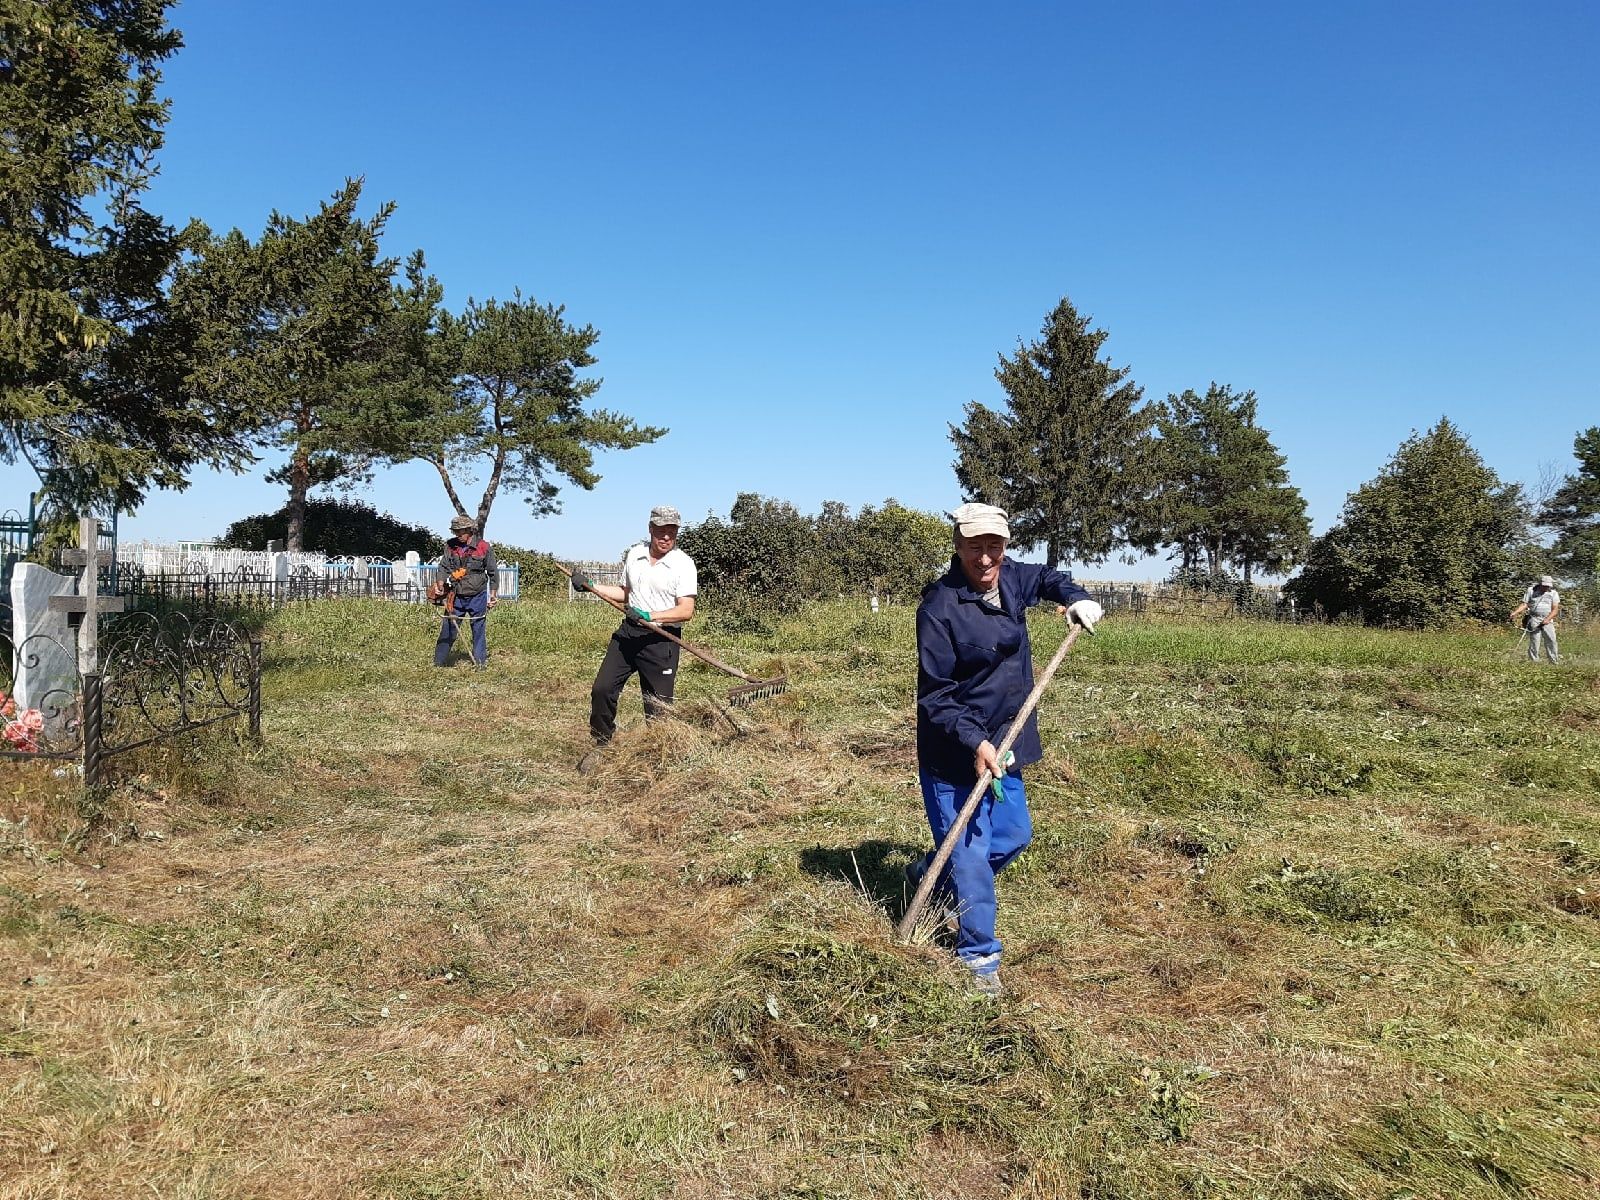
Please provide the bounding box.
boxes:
[556,563,787,705]
[897,621,1088,942]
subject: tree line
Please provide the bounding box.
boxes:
[952,299,1311,585]
[1,2,659,550]
[951,297,1598,626]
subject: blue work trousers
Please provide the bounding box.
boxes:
[435,591,489,666]
[914,767,1032,975]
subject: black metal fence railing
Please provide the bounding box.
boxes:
[110,562,522,610]
[2,612,262,787]
[0,507,32,639]
[111,564,427,611]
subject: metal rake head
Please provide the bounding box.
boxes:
[726,676,788,707]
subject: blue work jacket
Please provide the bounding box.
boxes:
[916,557,1091,785]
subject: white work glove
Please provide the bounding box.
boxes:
[1066,599,1103,632]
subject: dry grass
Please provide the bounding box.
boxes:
[2,599,1598,1198]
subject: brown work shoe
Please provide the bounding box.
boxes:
[577,748,604,775]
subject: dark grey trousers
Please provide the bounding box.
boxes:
[589,624,682,743]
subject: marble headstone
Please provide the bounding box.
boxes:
[9,562,77,735]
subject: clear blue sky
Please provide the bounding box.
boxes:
[7,1,1597,576]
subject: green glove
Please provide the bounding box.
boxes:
[988,750,1015,803]
[626,604,652,624]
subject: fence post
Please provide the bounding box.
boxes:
[81,670,104,788]
[248,639,263,739]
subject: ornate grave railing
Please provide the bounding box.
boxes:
[112,563,279,612]
[0,624,82,764]
[2,611,261,787]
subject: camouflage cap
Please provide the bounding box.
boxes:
[449,514,477,533]
[649,504,682,528]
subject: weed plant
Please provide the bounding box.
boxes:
[1,598,1597,1197]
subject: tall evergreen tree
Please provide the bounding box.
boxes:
[1286,419,1526,627]
[379,289,665,534]
[0,0,252,511]
[1148,384,1310,582]
[1538,426,1600,587]
[171,180,398,550]
[951,298,1155,567]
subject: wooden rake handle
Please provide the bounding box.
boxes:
[896,622,1085,942]
[555,561,759,684]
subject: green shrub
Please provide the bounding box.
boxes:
[218,498,443,558]
[487,543,567,594]
[680,494,949,616]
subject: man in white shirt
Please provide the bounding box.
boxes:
[1511,574,1561,664]
[574,505,699,760]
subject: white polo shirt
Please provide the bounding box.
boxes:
[621,544,697,615]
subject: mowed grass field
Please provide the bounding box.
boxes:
[3,596,1599,1199]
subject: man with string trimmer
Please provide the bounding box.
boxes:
[573,505,698,771]
[907,502,1102,999]
[432,513,498,669]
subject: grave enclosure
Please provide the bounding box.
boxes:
[3,520,262,787]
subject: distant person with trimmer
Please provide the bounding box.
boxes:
[432,514,498,668]
[910,502,1102,998]
[573,505,698,770]
[1511,575,1561,664]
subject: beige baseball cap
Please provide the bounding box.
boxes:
[949,502,1010,539]
[1538,575,1555,587]
[649,504,682,528]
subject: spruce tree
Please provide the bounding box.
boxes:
[1149,384,1310,582]
[1539,426,1600,588]
[951,297,1155,567]
[171,180,398,550]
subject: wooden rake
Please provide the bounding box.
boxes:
[556,563,788,706]
[896,621,1087,942]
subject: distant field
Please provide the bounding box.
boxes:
[3,599,1598,1199]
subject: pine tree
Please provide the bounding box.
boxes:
[1286,419,1526,627]
[1539,426,1600,588]
[395,289,666,533]
[951,297,1155,567]
[171,180,398,550]
[1149,384,1310,583]
[0,0,252,510]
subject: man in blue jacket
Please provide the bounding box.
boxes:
[912,502,1102,998]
